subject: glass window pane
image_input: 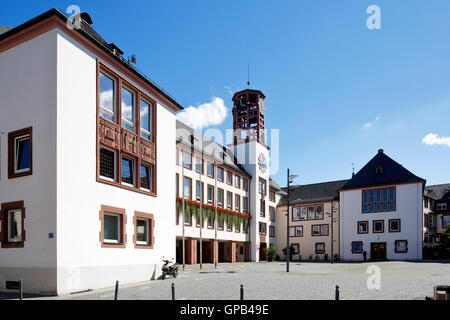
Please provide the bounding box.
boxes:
[104,214,119,242]
[369,190,375,203]
[389,188,395,201]
[122,157,134,185]
[140,164,151,191]
[8,210,22,241]
[382,189,388,202]
[308,207,315,220]
[100,148,115,180]
[121,87,135,131]
[16,137,30,171]
[184,178,191,199]
[140,99,152,140]
[376,189,381,203]
[136,219,148,243]
[363,191,368,204]
[315,205,323,219]
[100,73,115,121]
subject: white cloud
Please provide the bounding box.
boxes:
[362,114,381,130]
[177,97,228,130]
[422,133,450,147]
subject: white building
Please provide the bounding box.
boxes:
[339,149,425,261]
[0,9,183,295]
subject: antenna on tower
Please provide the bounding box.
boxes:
[247,62,250,88]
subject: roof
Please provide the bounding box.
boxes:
[424,184,450,201]
[341,149,425,191]
[269,177,283,192]
[176,120,251,177]
[278,179,349,206]
[0,26,12,35]
[0,8,183,111]
[232,89,266,101]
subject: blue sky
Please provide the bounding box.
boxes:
[2,1,450,186]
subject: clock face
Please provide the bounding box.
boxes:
[235,95,249,113]
[258,153,267,174]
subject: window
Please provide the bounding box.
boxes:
[373,220,384,233]
[243,197,248,213]
[218,218,224,230]
[389,219,401,232]
[227,192,233,210]
[312,224,329,236]
[217,188,224,207]
[121,156,135,186]
[243,179,248,191]
[227,219,233,231]
[259,222,267,235]
[315,243,325,254]
[292,207,301,221]
[291,244,300,254]
[8,127,32,179]
[269,206,275,222]
[1,201,25,248]
[269,226,275,238]
[300,207,307,220]
[357,221,369,234]
[362,187,396,213]
[97,63,157,196]
[315,205,324,219]
[269,190,276,202]
[99,72,116,121]
[196,181,204,202]
[207,185,214,205]
[140,163,153,192]
[437,203,448,211]
[352,241,363,254]
[134,211,154,248]
[183,177,192,199]
[140,99,153,141]
[235,195,241,212]
[308,206,315,220]
[121,86,135,132]
[195,157,203,173]
[444,216,450,228]
[289,226,303,237]
[100,147,116,181]
[260,200,265,217]
[183,152,192,169]
[235,223,241,233]
[235,175,241,188]
[207,163,214,178]
[395,240,408,253]
[217,167,224,181]
[100,205,126,248]
[226,171,232,185]
[259,178,267,195]
[208,217,214,229]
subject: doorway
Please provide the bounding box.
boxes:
[370,242,387,261]
[260,243,267,261]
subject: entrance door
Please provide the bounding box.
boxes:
[370,242,387,261]
[260,243,267,261]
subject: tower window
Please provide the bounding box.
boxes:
[376,167,383,174]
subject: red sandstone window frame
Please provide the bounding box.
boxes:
[8,127,33,179]
[269,226,275,238]
[315,242,325,254]
[394,240,408,253]
[97,61,157,197]
[357,221,369,234]
[373,220,384,233]
[99,205,127,249]
[1,201,26,248]
[133,211,155,249]
[389,219,401,232]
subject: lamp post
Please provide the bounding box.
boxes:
[326,202,337,264]
[286,168,298,273]
[179,137,186,272]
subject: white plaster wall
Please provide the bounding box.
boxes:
[0,29,58,294]
[55,28,176,295]
[339,183,423,261]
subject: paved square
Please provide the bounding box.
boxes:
[18,261,450,300]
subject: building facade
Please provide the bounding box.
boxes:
[339,149,425,261]
[0,9,183,295]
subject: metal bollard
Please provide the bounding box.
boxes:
[335,285,340,301]
[240,284,244,300]
[172,283,175,300]
[114,281,119,300]
[19,279,23,301]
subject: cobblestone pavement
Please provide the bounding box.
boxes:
[7,261,450,300]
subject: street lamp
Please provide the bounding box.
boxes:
[286,168,298,273]
[325,202,338,264]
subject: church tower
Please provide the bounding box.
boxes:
[231,89,271,262]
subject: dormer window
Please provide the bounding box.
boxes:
[376,167,383,174]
